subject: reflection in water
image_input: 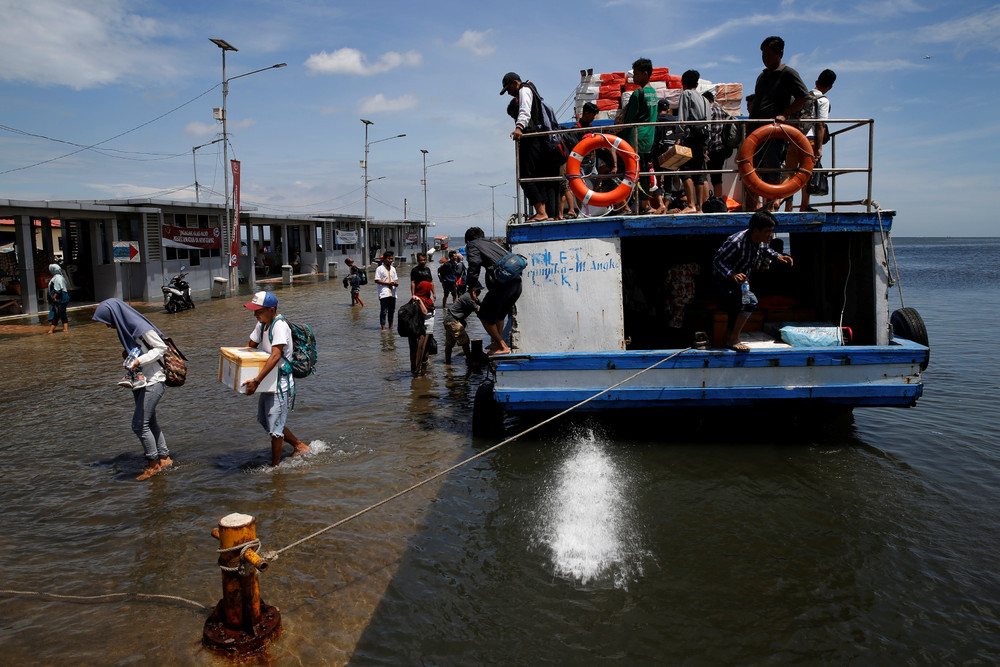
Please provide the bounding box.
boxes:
[537,427,648,588]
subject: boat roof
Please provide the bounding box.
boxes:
[508,210,896,244]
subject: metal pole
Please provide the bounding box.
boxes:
[362,119,371,266]
[422,150,428,253]
[479,182,506,238]
[223,50,234,295]
[192,147,200,203]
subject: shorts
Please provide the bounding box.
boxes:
[441,281,458,299]
[257,386,290,438]
[479,279,521,323]
[444,318,469,347]
[715,277,757,331]
[683,140,707,186]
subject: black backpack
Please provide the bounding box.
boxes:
[702,195,728,213]
[396,301,426,338]
[528,82,574,159]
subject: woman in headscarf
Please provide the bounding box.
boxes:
[93,298,172,480]
[46,263,70,334]
[411,280,436,378]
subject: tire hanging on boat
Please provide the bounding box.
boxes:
[890,307,929,370]
[565,134,640,207]
[736,122,815,200]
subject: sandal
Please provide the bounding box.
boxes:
[564,212,577,219]
[728,342,750,352]
[525,214,550,223]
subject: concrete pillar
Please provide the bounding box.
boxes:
[13,215,38,315]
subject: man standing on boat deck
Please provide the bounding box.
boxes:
[465,226,520,355]
[712,210,793,351]
[748,36,809,209]
[502,72,561,223]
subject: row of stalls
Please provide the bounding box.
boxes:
[0,198,430,315]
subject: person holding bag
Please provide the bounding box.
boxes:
[93,298,172,480]
[46,263,70,334]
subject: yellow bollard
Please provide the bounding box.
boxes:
[203,513,281,656]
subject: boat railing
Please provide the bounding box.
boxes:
[512,116,875,222]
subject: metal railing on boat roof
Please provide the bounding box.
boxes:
[512,116,875,223]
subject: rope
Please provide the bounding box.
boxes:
[0,588,210,611]
[865,198,904,307]
[267,348,694,560]
[217,538,262,573]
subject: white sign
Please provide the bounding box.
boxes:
[113,241,141,263]
[335,230,358,245]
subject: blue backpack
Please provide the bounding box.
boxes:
[494,253,528,283]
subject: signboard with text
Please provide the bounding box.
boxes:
[335,230,358,245]
[161,225,222,249]
[113,241,140,263]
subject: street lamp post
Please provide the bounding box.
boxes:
[192,137,223,203]
[361,119,405,265]
[421,149,453,253]
[479,182,507,238]
[210,37,286,295]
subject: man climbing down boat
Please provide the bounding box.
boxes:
[712,209,793,351]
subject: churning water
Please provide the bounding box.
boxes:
[538,428,647,588]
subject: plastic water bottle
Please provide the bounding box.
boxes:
[123,346,141,369]
[741,280,753,305]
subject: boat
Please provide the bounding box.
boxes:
[471,112,930,435]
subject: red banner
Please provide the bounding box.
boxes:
[229,160,241,266]
[162,225,222,249]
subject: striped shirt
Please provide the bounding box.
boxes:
[713,229,781,281]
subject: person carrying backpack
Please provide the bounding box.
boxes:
[465,226,522,356]
[243,291,310,467]
[93,298,173,480]
[502,71,562,222]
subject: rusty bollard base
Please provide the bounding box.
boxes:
[203,600,282,655]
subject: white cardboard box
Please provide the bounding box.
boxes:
[219,347,278,394]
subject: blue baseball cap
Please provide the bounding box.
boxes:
[245,291,278,310]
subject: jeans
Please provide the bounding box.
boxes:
[132,381,168,461]
[379,296,396,327]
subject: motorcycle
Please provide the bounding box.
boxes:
[162,266,194,313]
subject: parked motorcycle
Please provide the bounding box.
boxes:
[162,267,194,313]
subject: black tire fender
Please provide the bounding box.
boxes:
[891,307,929,370]
[472,379,505,438]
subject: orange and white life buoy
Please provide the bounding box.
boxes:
[565,134,639,207]
[736,123,814,200]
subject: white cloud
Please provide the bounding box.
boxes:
[0,0,182,90]
[911,5,1000,57]
[821,58,923,72]
[358,93,418,114]
[455,29,496,56]
[304,47,422,75]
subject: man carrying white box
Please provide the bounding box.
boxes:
[243,291,310,466]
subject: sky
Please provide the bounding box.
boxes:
[1,0,997,238]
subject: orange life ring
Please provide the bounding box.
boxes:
[565,134,639,207]
[736,123,815,200]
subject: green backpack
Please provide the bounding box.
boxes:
[264,315,317,379]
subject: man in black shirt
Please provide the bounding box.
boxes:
[749,36,809,208]
[409,253,435,300]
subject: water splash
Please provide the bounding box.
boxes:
[539,427,647,588]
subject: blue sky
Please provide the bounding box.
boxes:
[1,0,997,237]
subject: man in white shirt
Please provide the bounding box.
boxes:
[243,291,309,466]
[375,251,399,330]
[795,68,836,212]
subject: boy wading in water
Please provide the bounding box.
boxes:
[242,291,310,466]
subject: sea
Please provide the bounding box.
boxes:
[0,237,997,665]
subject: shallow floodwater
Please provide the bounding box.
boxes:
[1,238,999,665]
